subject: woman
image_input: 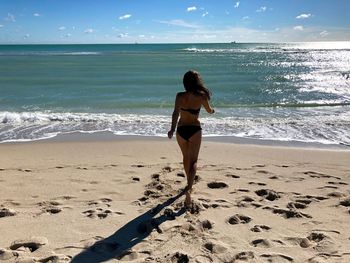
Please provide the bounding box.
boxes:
[168,70,215,209]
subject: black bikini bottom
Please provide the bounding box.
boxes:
[177,125,202,141]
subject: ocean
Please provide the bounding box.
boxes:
[0,42,350,145]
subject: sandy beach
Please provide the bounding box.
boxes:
[0,135,349,262]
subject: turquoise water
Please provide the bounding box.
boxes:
[0,42,350,145]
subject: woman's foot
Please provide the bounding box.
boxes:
[184,188,192,209]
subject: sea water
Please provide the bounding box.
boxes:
[0,42,349,145]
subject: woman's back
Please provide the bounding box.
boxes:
[177,91,203,126]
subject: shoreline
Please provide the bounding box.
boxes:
[2,131,348,150]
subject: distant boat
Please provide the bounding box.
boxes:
[230,41,237,44]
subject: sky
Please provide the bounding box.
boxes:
[0,0,350,44]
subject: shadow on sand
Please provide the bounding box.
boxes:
[71,191,186,262]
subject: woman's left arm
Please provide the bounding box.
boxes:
[168,93,181,139]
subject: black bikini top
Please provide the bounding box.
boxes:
[181,108,200,115]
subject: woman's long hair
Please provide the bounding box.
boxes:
[183,70,211,100]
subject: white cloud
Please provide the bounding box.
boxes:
[156,19,200,29]
[0,25,3,28]
[320,30,329,37]
[119,14,131,20]
[139,34,145,38]
[84,28,94,34]
[234,2,240,8]
[65,33,72,38]
[202,11,209,17]
[256,6,267,13]
[24,34,30,39]
[58,26,66,31]
[5,13,16,22]
[118,33,128,38]
[242,16,250,20]
[296,13,311,19]
[33,13,40,17]
[187,6,197,12]
[293,25,304,31]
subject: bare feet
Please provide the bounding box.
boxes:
[184,188,192,209]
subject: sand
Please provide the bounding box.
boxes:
[0,136,349,263]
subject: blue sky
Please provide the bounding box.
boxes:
[0,0,349,44]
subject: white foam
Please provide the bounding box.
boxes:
[1,109,349,146]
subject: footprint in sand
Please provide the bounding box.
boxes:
[264,207,312,219]
[38,254,71,262]
[327,191,345,198]
[328,181,348,185]
[284,237,313,248]
[253,164,266,168]
[250,225,271,232]
[260,253,294,262]
[207,182,228,189]
[162,166,173,173]
[83,208,123,219]
[18,168,32,172]
[203,241,228,254]
[0,248,19,261]
[132,164,145,168]
[193,254,213,263]
[305,232,338,252]
[251,239,272,248]
[287,201,308,210]
[250,238,284,248]
[318,185,338,190]
[0,207,17,218]
[339,198,350,207]
[198,198,229,210]
[225,173,240,179]
[232,251,255,261]
[200,219,214,231]
[38,201,64,215]
[168,252,189,263]
[227,214,252,225]
[9,236,48,252]
[304,171,341,180]
[255,189,281,201]
[237,196,262,208]
[249,181,267,186]
[299,195,328,202]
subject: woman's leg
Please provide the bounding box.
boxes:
[176,133,190,185]
[186,130,202,200]
[176,130,202,206]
